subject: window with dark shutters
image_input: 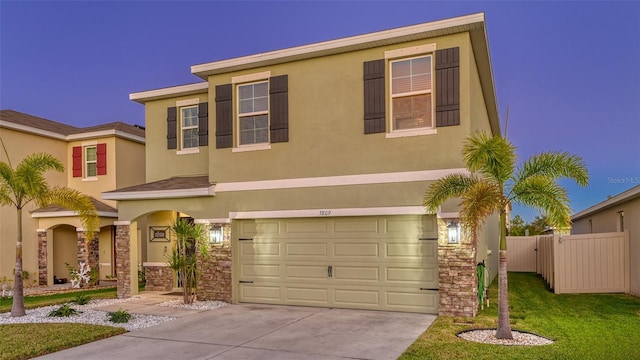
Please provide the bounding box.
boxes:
[215,84,233,148]
[72,146,82,177]
[167,107,177,149]
[269,75,289,143]
[97,143,107,175]
[198,102,209,146]
[363,59,386,134]
[435,47,460,127]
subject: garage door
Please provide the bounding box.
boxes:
[237,215,439,314]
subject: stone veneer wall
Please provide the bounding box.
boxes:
[115,224,131,298]
[38,230,47,285]
[437,218,478,317]
[197,224,232,302]
[144,265,174,292]
[77,230,99,272]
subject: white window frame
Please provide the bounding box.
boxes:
[180,105,199,150]
[84,145,98,180]
[385,44,437,139]
[235,77,271,151]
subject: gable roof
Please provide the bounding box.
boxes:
[0,110,145,143]
[572,185,640,221]
[102,176,214,200]
[31,197,118,218]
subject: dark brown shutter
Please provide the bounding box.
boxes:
[198,102,209,146]
[269,75,289,143]
[363,59,386,134]
[167,107,177,149]
[435,47,460,127]
[215,84,233,148]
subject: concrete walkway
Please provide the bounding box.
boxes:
[34,300,436,360]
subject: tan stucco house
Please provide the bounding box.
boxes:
[0,110,146,287]
[571,185,640,296]
[104,13,500,316]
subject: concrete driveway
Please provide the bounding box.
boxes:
[35,303,436,360]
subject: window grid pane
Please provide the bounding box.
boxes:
[240,115,269,145]
[239,82,268,114]
[181,106,199,149]
[392,94,432,130]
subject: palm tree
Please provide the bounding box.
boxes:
[424,131,588,339]
[167,218,209,304]
[0,144,98,317]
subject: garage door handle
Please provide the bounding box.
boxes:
[420,288,438,291]
[239,281,254,284]
[328,265,333,278]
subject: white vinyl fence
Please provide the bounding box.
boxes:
[507,231,630,294]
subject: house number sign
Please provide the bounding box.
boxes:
[319,210,332,216]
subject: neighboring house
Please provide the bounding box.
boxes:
[0,110,146,286]
[571,185,640,296]
[104,13,500,316]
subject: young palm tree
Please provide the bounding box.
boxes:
[167,218,209,304]
[0,147,98,317]
[424,131,588,339]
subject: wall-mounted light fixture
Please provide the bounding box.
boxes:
[447,221,461,244]
[209,225,223,244]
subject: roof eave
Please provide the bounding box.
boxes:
[102,186,216,201]
[191,13,486,79]
[129,82,208,104]
[571,185,640,221]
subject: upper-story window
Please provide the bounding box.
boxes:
[364,45,460,137]
[73,143,106,179]
[238,81,269,146]
[390,56,432,131]
[181,106,199,149]
[214,72,288,151]
[85,146,97,177]
[166,100,208,153]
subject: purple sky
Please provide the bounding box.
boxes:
[1,1,639,222]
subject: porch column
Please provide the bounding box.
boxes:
[37,229,48,286]
[115,221,131,298]
[438,218,478,317]
[76,229,99,272]
[196,223,232,302]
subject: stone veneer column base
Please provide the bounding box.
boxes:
[144,264,174,292]
[438,243,478,317]
[197,225,232,303]
[115,224,131,299]
[37,230,48,286]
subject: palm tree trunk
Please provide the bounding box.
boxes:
[496,210,512,339]
[11,207,26,317]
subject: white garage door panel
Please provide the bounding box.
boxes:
[237,216,439,314]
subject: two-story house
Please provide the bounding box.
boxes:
[104,13,500,317]
[0,110,146,287]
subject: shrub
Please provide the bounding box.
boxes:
[107,309,131,323]
[73,293,91,305]
[48,303,80,317]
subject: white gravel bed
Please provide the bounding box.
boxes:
[458,329,554,346]
[0,298,226,332]
[157,299,228,311]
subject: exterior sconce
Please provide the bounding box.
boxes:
[447,221,461,244]
[209,225,223,244]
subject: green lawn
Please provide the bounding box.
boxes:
[400,272,640,360]
[0,287,116,313]
[0,323,126,360]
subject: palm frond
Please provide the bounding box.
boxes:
[43,187,99,239]
[517,152,589,187]
[423,174,477,213]
[460,181,502,243]
[463,131,516,184]
[511,175,572,228]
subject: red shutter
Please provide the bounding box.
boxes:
[72,146,82,177]
[97,143,107,175]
